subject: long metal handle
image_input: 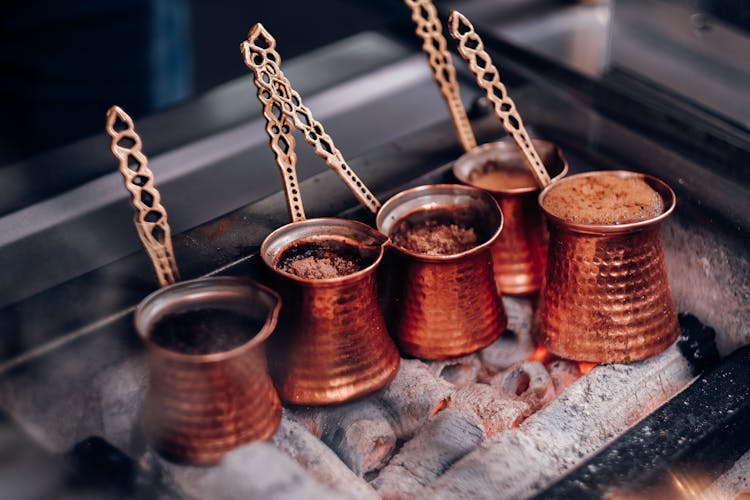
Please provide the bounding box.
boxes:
[106,106,179,287]
[241,23,381,215]
[448,10,552,188]
[246,34,305,222]
[406,0,476,153]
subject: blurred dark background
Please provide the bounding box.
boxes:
[0,0,405,164]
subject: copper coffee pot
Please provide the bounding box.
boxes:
[376,184,507,359]
[106,106,282,464]
[535,171,679,363]
[406,4,567,295]
[453,139,568,295]
[240,24,400,405]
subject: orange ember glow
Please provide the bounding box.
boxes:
[577,362,597,375]
[528,345,553,363]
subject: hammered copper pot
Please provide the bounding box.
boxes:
[376,184,507,360]
[261,218,400,405]
[134,277,283,465]
[534,171,679,363]
[453,138,568,295]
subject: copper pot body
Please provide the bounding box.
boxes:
[535,171,679,363]
[134,277,282,465]
[261,218,400,405]
[453,138,568,295]
[377,184,507,360]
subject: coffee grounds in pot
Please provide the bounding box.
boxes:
[150,309,261,355]
[277,242,367,279]
[392,220,478,255]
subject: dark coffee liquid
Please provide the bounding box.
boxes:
[150,308,262,355]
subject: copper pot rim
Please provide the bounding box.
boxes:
[452,138,569,195]
[261,217,389,287]
[376,183,504,263]
[538,170,677,235]
[134,276,282,363]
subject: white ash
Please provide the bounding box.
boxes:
[546,359,582,395]
[478,298,535,374]
[272,413,379,500]
[425,354,482,388]
[663,217,750,355]
[703,450,750,499]
[0,344,146,454]
[144,442,349,500]
[450,383,528,437]
[422,344,694,499]
[489,361,556,416]
[371,407,484,499]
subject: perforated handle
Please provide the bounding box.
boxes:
[106,106,179,287]
[241,24,381,215]
[448,10,552,188]
[406,0,476,153]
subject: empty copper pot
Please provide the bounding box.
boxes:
[261,218,400,405]
[453,138,568,295]
[134,277,282,465]
[376,184,507,359]
[534,171,679,363]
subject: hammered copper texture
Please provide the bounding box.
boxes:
[270,271,400,405]
[536,224,679,363]
[389,249,506,359]
[145,347,282,464]
[490,192,548,295]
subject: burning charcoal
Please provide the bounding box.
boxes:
[425,354,482,388]
[146,442,349,500]
[703,450,750,500]
[375,359,454,438]
[423,345,694,499]
[272,414,379,500]
[286,359,452,477]
[372,407,484,499]
[546,360,582,396]
[451,383,528,436]
[489,361,555,415]
[477,296,535,377]
[319,405,397,478]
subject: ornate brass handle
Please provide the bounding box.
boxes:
[405,0,476,153]
[448,10,552,188]
[404,0,477,151]
[241,24,381,215]
[106,106,179,287]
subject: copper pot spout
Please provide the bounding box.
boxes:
[377,184,507,360]
[535,171,679,363]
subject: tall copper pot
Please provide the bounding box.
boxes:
[535,171,679,363]
[376,184,507,360]
[134,277,282,465]
[453,138,568,295]
[261,218,400,405]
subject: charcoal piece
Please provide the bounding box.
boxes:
[374,359,455,439]
[489,361,555,415]
[677,312,720,375]
[287,359,453,477]
[272,414,379,500]
[425,354,482,388]
[479,297,534,374]
[422,345,694,499]
[451,383,528,436]
[146,442,349,500]
[502,296,534,339]
[372,407,484,499]
[66,437,137,497]
[319,404,397,478]
[546,360,582,395]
